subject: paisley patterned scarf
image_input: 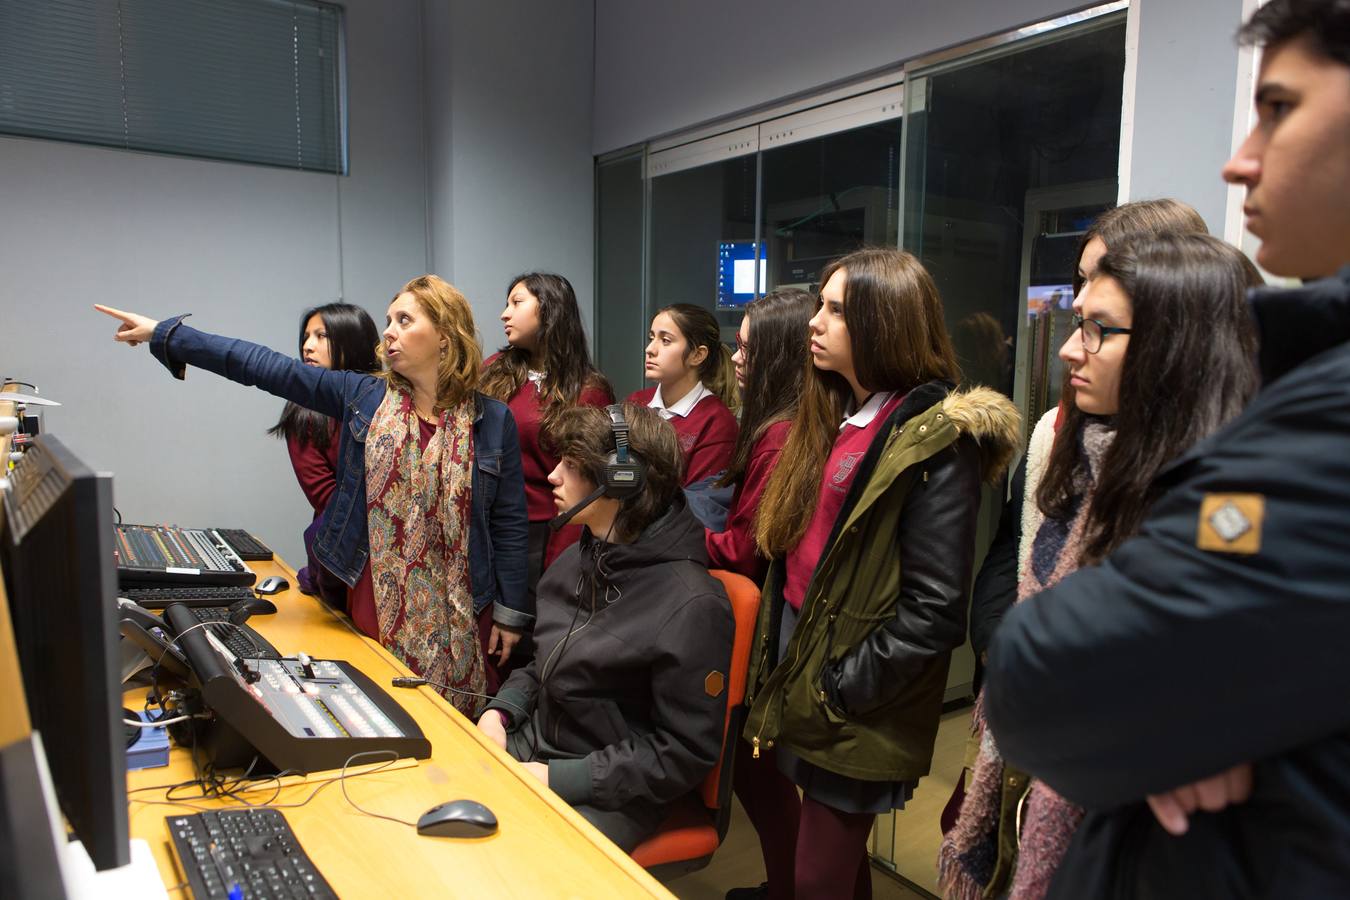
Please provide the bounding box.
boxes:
[364,385,485,718]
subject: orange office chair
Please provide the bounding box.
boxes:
[630,568,762,880]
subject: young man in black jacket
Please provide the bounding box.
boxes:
[476,403,735,852]
[984,1,1350,896]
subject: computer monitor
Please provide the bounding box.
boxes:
[716,240,768,308]
[0,435,129,871]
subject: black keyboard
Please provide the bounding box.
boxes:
[122,585,259,610]
[166,808,338,900]
[216,528,275,561]
[185,607,282,660]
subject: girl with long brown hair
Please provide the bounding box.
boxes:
[480,272,613,620]
[940,231,1260,900]
[738,247,1020,899]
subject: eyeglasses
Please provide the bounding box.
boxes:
[734,334,749,359]
[1071,313,1132,354]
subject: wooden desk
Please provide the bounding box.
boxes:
[125,556,673,899]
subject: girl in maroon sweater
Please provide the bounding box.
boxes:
[481,273,613,616]
[706,288,814,583]
[626,304,739,485]
[268,302,379,610]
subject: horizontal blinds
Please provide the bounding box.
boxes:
[0,0,344,173]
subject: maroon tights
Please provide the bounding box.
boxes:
[735,749,875,900]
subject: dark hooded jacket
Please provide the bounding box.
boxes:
[985,267,1350,898]
[487,495,734,822]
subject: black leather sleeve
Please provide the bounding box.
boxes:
[824,436,982,717]
[970,458,1024,658]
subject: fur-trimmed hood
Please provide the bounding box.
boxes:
[941,386,1023,484]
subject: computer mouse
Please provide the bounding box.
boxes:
[254,575,289,595]
[416,799,498,838]
[227,597,278,625]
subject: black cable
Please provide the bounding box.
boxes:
[391,676,539,762]
[336,750,420,827]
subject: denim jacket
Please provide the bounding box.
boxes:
[150,316,532,627]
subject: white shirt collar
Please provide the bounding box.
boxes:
[527,370,546,390]
[840,391,895,431]
[650,381,710,419]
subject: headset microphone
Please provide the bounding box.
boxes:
[549,484,607,531]
[548,405,647,532]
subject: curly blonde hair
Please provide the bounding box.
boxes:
[376,274,481,409]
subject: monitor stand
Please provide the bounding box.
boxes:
[1,732,167,899]
[62,837,168,900]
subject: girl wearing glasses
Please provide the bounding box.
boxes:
[739,247,1020,900]
[628,304,740,486]
[941,230,1261,900]
[705,288,814,583]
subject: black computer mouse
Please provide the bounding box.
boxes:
[227,597,278,625]
[254,575,290,595]
[416,799,498,838]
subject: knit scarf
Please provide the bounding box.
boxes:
[364,386,485,718]
[938,419,1114,900]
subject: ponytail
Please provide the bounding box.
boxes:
[658,303,740,412]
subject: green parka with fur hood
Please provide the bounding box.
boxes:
[743,382,1021,782]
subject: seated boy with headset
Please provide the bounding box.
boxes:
[476,402,735,851]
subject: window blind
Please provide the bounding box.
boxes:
[0,0,345,173]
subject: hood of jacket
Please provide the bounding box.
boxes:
[577,491,708,576]
[1250,264,1350,385]
[940,385,1023,484]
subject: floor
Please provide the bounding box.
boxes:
[665,708,972,900]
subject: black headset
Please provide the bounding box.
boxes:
[549,404,648,530]
[600,404,646,500]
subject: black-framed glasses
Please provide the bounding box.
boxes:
[734,333,749,359]
[1072,313,1132,354]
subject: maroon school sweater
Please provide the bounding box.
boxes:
[705,419,790,583]
[627,385,739,485]
[487,357,614,565]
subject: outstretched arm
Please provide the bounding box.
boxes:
[96,304,375,419]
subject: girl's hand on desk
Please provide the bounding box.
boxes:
[522,761,549,787]
[94,304,159,347]
[477,709,509,750]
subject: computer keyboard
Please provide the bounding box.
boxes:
[185,607,282,660]
[216,528,275,561]
[166,808,338,900]
[122,585,260,610]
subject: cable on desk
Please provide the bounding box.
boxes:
[392,676,540,761]
[335,750,419,828]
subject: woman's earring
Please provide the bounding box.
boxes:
[440,345,447,359]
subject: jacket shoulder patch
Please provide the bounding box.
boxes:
[1197,493,1264,555]
[705,670,725,698]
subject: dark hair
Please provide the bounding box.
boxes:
[656,304,739,411]
[546,403,682,541]
[1038,233,1262,564]
[757,247,961,555]
[480,272,611,432]
[268,303,380,448]
[1239,0,1350,66]
[1073,199,1209,295]
[719,288,814,488]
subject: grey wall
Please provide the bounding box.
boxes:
[593,0,1090,153]
[426,0,597,343]
[0,0,429,568]
[0,0,598,570]
[1127,0,1246,231]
